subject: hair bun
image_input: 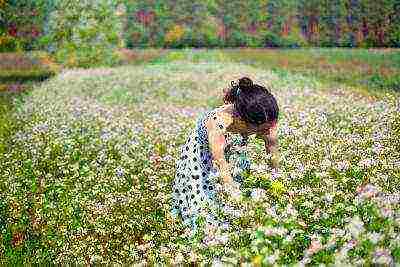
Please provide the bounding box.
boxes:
[238,77,253,92]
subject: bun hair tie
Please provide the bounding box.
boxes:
[236,87,241,97]
[230,80,241,97]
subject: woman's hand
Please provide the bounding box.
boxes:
[215,158,234,184]
[223,181,241,200]
[216,179,241,200]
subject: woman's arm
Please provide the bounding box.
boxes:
[257,121,279,170]
[206,112,234,185]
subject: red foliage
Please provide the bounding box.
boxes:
[31,26,40,38]
[135,10,155,26]
[8,25,18,37]
[247,22,258,35]
[217,22,228,40]
[11,231,25,248]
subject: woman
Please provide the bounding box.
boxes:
[171,76,279,233]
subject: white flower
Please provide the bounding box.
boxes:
[224,182,241,200]
[115,166,125,177]
[321,159,332,170]
[173,252,184,264]
[367,232,382,245]
[372,248,394,266]
[356,183,379,199]
[265,251,279,265]
[285,204,298,217]
[358,158,375,169]
[372,143,384,154]
[211,258,224,267]
[271,168,282,180]
[215,233,229,244]
[380,207,393,218]
[323,193,334,203]
[347,216,364,238]
[306,239,323,255]
[251,188,266,201]
[189,250,197,262]
[336,160,350,171]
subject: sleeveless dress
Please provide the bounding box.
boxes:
[171,107,251,232]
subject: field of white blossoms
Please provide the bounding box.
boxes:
[0,49,399,265]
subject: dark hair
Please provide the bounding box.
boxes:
[223,77,279,125]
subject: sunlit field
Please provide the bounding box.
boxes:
[0,49,399,265]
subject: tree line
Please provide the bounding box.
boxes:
[0,0,398,65]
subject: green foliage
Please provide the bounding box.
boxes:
[42,0,125,68]
[122,0,400,48]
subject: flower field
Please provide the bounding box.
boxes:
[0,49,399,265]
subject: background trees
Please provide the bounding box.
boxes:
[1,0,399,65]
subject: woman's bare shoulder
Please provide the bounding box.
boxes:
[205,105,234,130]
[214,105,234,126]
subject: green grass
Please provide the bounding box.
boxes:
[220,48,400,96]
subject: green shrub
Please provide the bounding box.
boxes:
[42,0,125,68]
[262,31,282,47]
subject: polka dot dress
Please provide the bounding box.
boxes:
[171,107,251,232]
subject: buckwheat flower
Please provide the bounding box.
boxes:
[265,206,277,217]
[333,228,346,238]
[215,233,229,245]
[271,168,283,180]
[160,246,169,257]
[32,122,49,134]
[372,131,385,142]
[380,207,393,219]
[265,251,279,265]
[296,163,305,173]
[356,183,379,199]
[129,138,139,146]
[212,258,224,267]
[285,204,298,217]
[347,216,364,238]
[313,208,321,219]
[115,166,125,177]
[183,228,194,238]
[275,227,288,236]
[382,193,400,205]
[358,158,374,169]
[323,193,334,203]
[251,188,266,201]
[189,250,197,262]
[224,182,241,200]
[163,155,174,161]
[344,239,358,251]
[321,159,332,170]
[372,248,394,266]
[173,252,184,264]
[367,232,382,245]
[372,143,384,154]
[298,256,311,267]
[306,239,323,256]
[336,160,350,171]
[93,202,107,215]
[100,130,111,141]
[260,227,273,237]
